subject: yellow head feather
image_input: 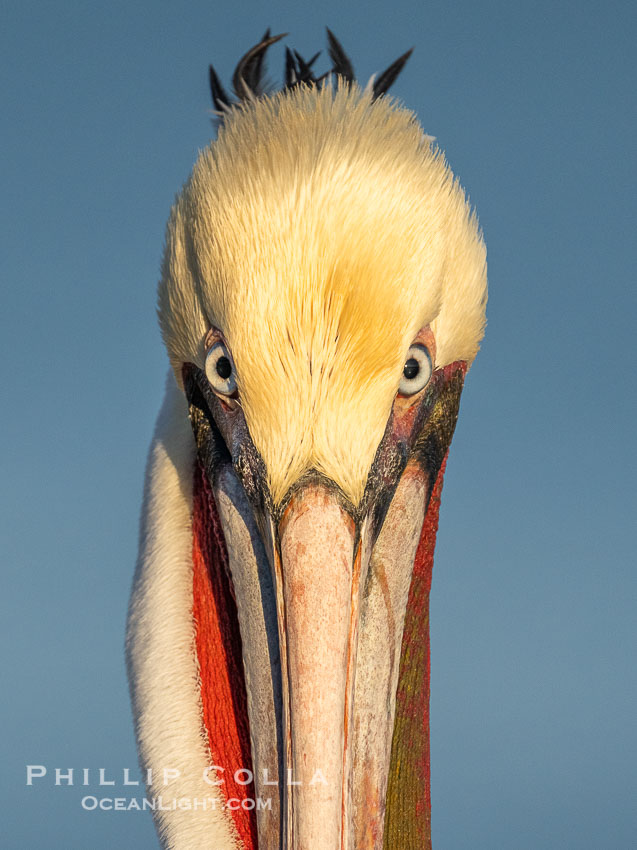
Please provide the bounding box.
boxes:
[158,83,487,506]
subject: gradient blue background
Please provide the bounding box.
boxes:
[2,1,635,847]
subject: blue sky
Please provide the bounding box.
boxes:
[1,1,635,847]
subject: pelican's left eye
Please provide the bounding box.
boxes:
[399,344,433,395]
[205,341,237,396]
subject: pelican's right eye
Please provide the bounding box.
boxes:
[205,341,237,396]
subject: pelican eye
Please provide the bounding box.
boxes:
[399,344,433,395]
[205,341,237,395]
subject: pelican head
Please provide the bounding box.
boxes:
[127,31,487,850]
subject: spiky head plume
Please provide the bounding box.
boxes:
[209,28,414,120]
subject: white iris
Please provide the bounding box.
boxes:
[399,344,432,395]
[205,341,237,396]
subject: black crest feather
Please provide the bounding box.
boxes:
[209,64,231,111]
[373,48,414,99]
[284,46,298,87]
[208,29,412,122]
[325,28,355,83]
[232,32,287,100]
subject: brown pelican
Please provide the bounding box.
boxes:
[127,30,487,850]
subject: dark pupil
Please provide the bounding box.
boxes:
[403,358,420,380]
[216,356,232,380]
